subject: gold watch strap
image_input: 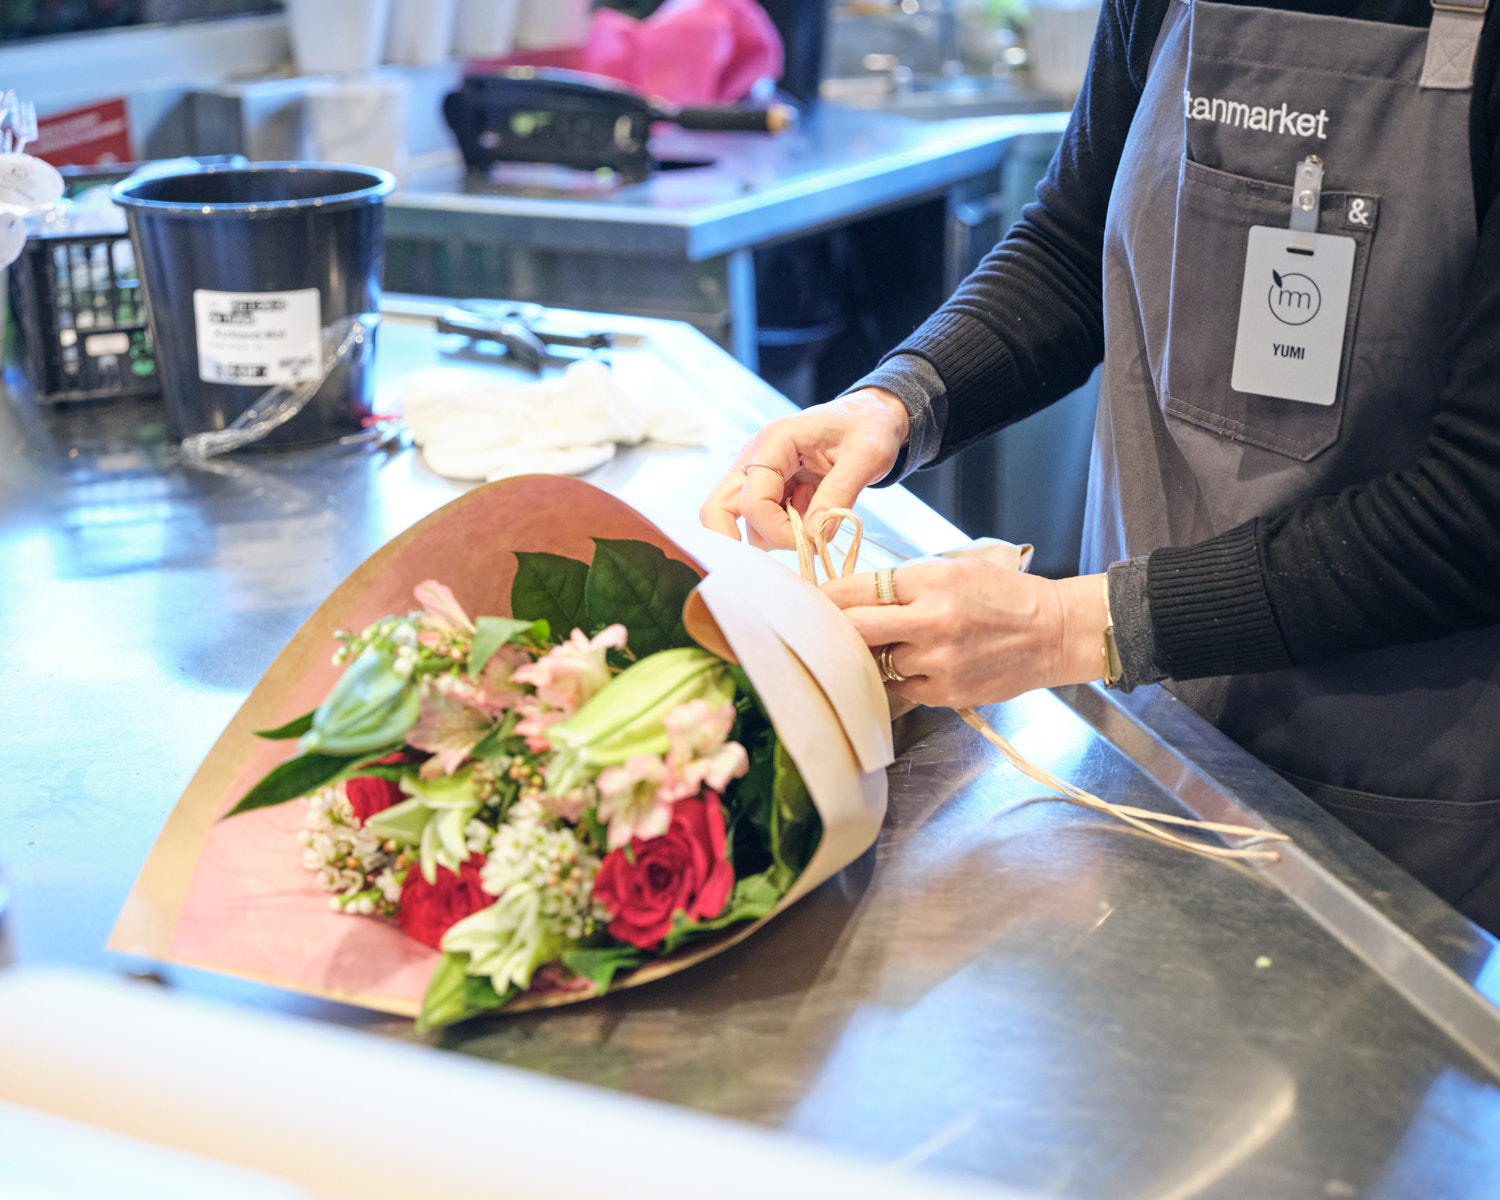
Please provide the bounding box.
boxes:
[1101,573,1123,687]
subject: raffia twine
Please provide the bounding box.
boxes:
[788,506,1288,864]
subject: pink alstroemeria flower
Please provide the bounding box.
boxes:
[413,580,475,646]
[537,782,591,824]
[596,754,671,849]
[660,698,749,801]
[407,689,493,777]
[514,695,566,753]
[437,644,532,718]
[512,624,627,715]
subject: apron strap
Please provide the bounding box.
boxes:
[1422,0,1489,90]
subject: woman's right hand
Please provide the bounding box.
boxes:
[699,387,910,549]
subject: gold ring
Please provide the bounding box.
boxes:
[741,462,784,480]
[875,567,899,606]
[877,645,906,683]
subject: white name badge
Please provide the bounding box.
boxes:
[1230,225,1356,406]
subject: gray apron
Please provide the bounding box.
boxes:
[1083,0,1500,926]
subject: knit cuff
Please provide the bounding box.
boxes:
[1106,557,1168,691]
[1147,521,1293,680]
[844,354,947,487]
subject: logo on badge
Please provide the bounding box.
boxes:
[1268,269,1321,326]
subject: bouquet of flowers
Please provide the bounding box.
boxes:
[112,477,894,1024]
[236,551,819,1028]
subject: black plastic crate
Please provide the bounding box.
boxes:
[6,159,243,405]
[9,227,157,403]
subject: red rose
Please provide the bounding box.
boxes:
[345,775,402,824]
[345,753,419,824]
[594,793,735,950]
[396,859,490,949]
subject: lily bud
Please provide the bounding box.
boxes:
[545,648,732,790]
[300,649,421,756]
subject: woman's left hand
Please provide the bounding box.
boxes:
[820,559,1109,708]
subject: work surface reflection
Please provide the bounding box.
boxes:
[3,308,1499,1200]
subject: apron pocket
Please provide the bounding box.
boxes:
[1281,769,1500,933]
[1162,158,1374,462]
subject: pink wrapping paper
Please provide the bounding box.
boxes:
[112,477,894,1018]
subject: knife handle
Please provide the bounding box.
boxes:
[669,103,797,134]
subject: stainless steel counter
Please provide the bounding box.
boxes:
[4,303,1500,1199]
[386,106,1069,365]
[393,106,1067,261]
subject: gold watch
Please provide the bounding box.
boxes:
[1101,574,1123,688]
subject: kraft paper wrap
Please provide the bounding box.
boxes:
[110,477,896,1018]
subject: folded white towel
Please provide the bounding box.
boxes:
[401,359,705,482]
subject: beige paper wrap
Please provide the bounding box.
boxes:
[110,477,895,1018]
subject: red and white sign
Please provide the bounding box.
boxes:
[32,98,134,168]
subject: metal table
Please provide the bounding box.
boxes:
[387,106,1069,366]
[3,302,1500,1199]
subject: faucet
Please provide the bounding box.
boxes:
[861,52,914,92]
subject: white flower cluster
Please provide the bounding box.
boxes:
[299,787,401,915]
[331,616,425,676]
[464,817,494,857]
[389,620,420,678]
[480,798,608,940]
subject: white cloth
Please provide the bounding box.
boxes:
[401,359,705,482]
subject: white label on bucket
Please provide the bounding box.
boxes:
[192,288,322,386]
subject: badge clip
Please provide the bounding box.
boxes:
[1288,156,1322,255]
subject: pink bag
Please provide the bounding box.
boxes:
[480,0,784,106]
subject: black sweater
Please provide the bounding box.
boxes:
[862,0,1500,681]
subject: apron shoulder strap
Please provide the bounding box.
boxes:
[1422,0,1489,90]
[1147,0,1193,78]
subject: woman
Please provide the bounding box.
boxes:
[701,0,1500,930]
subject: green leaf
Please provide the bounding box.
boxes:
[660,869,784,954]
[469,615,548,679]
[254,710,314,740]
[727,665,762,714]
[463,972,505,1011]
[770,740,820,880]
[223,751,364,818]
[580,806,609,849]
[471,710,521,760]
[584,539,702,657]
[415,952,512,1032]
[733,724,778,868]
[560,945,648,993]
[343,761,409,782]
[511,552,590,640]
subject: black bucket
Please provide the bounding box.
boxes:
[112,163,395,446]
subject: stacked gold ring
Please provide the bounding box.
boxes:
[877,645,906,683]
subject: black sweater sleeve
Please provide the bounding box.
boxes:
[872,0,1154,455]
[875,0,1500,676]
